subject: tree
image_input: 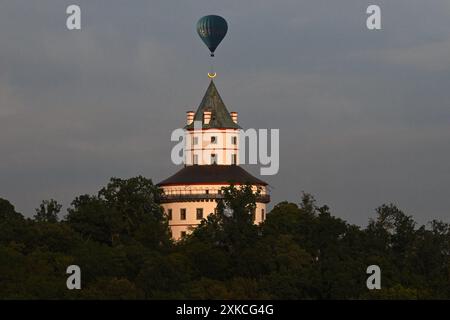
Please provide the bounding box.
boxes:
[66,194,122,246]
[2,180,450,300]
[0,198,28,247]
[34,199,62,223]
[81,278,144,299]
[0,198,23,221]
[66,176,171,248]
[190,184,260,253]
[98,176,170,248]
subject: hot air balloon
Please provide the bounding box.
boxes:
[196,15,228,57]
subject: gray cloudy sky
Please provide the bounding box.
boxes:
[1,0,450,226]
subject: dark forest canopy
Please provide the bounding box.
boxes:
[0,176,449,299]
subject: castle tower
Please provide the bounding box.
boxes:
[157,80,270,240]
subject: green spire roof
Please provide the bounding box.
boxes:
[185,80,240,129]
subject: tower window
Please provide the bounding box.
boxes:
[211,154,217,164]
[180,208,186,220]
[231,154,237,165]
[167,209,172,221]
[261,209,265,221]
[231,136,237,145]
[211,136,217,144]
[196,208,204,220]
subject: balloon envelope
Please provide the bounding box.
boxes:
[196,15,228,55]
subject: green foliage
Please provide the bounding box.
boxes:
[65,176,171,248]
[1,184,450,299]
[34,199,62,223]
[0,198,23,221]
[81,277,144,299]
[190,184,259,254]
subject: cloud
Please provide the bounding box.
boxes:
[0,0,449,226]
[350,40,450,72]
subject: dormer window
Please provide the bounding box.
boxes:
[203,111,212,124]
